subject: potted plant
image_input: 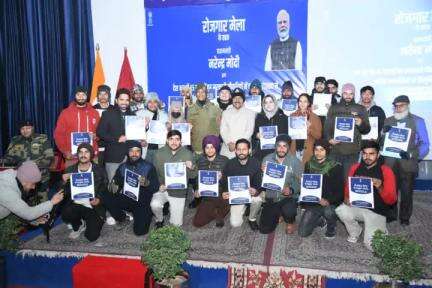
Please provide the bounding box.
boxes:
[141,225,191,287]
[372,230,424,288]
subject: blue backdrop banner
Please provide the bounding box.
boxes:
[146,0,308,104]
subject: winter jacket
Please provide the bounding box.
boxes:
[54,102,100,156]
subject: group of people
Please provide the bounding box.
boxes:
[0,77,429,251]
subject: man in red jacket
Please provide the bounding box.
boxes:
[54,86,100,167]
[336,140,397,250]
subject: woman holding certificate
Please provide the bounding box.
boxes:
[289,93,322,164]
[253,94,288,161]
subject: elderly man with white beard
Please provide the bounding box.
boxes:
[381,95,429,226]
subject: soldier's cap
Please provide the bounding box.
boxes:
[19,120,34,129]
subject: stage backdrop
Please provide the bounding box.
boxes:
[145,0,308,99]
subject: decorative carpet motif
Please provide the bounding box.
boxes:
[20,193,432,278]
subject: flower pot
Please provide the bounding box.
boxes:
[155,271,189,288]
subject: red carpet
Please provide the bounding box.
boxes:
[73,255,154,288]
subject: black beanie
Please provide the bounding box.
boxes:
[126,140,142,154]
[314,77,326,84]
[314,139,330,154]
[281,81,293,93]
[218,85,232,95]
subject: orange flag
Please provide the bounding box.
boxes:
[90,45,106,105]
[117,48,135,92]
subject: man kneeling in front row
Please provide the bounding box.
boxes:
[336,140,397,250]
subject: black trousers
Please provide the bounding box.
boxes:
[259,197,297,234]
[61,202,104,242]
[102,192,152,236]
[396,171,416,222]
[298,205,337,237]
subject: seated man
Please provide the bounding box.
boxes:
[259,135,302,234]
[0,160,63,223]
[192,135,229,228]
[336,141,397,250]
[4,120,54,200]
[221,139,263,230]
[151,130,195,227]
[103,141,159,236]
[61,143,108,241]
[298,140,344,239]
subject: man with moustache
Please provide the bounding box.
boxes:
[359,86,386,139]
[265,9,302,71]
[151,130,196,227]
[381,95,429,225]
[336,141,397,250]
[326,79,341,104]
[93,85,114,166]
[102,141,159,236]
[220,88,256,159]
[259,135,302,234]
[324,83,370,179]
[61,143,108,241]
[221,139,263,230]
[97,88,138,182]
[54,86,100,167]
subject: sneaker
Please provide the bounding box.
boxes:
[69,221,86,239]
[347,235,359,243]
[248,220,259,231]
[67,224,73,230]
[324,228,336,239]
[114,218,130,231]
[125,212,134,221]
[155,221,164,229]
[318,217,327,230]
[400,219,410,226]
[106,216,116,226]
[215,220,224,228]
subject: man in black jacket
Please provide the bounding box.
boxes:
[102,141,159,236]
[61,143,108,242]
[96,88,136,182]
[298,140,344,239]
[359,86,386,140]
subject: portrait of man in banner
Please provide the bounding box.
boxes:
[265,9,303,71]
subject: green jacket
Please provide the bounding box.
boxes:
[154,145,196,198]
[4,133,54,183]
[187,101,221,153]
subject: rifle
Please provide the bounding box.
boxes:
[41,188,65,243]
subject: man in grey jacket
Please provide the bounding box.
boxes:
[0,161,64,223]
[324,83,370,179]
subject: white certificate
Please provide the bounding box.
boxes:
[228,176,251,204]
[70,172,95,200]
[334,117,355,143]
[71,132,92,155]
[288,116,307,140]
[281,99,298,116]
[125,115,147,140]
[262,161,287,191]
[172,123,191,146]
[312,93,332,116]
[123,169,140,201]
[147,120,168,145]
[164,162,187,189]
[198,170,219,197]
[245,95,261,113]
[299,174,322,203]
[349,177,374,209]
[259,126,278,150]
[381,127,412,159]
[362,116,378,140]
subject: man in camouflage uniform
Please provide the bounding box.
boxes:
[4,120,54,199]
[130,84,146,113]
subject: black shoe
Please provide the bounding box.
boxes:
[248,220,259,231]
[188,198,201,209]
[215,220,224,228]
[155,221,164,229]
[324,228,336,239]
[400,219,410,226]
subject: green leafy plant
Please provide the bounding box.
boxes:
[141,225,191,281]
[372,230,423,284]
[0,215,21,251]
